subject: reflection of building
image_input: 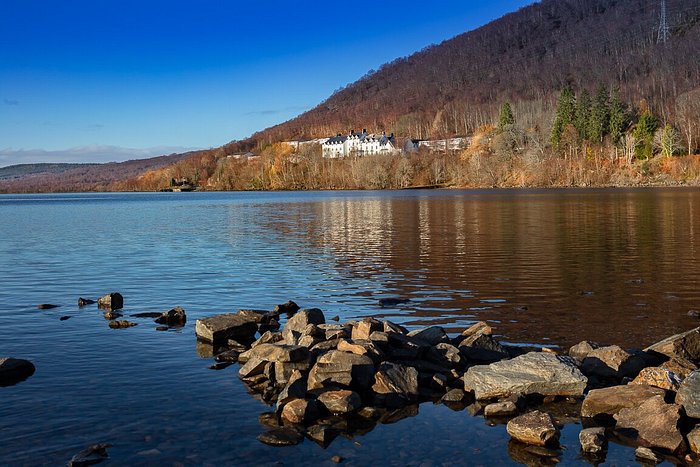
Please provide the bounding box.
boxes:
[322,130,397,158]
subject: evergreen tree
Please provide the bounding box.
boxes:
[551,87,576,146]
[574,89,591,140]
[498,102,515,131]
[588,84,610,143]
[633,111,659,160]
[608,86,627,145]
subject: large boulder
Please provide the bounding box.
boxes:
[630,366,681,391]
[97,292,123,310]
[0,358,36,386]
[579,427,607,454]
[274,300,300,315]
[307,350,374,390]
[243,343,311,364]
[195,313,258,345]
[283,308,325,344]
[317,389,362,414]
[459,333,509,363]
[568,341,601,361]
[646,327,700,363]
[463,352,587,401]
[352,318,383,340]
[280,398,320,424]
[506,411,560,447]
[677,370,700,418]
[407,326,449,346]
[614,395,685,453]
[372,362,419,401]
[580,345,648,381]
[581,384,666,419]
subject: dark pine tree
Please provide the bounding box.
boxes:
[551,87,576,146]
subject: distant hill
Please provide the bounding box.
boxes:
[0,153,192,193]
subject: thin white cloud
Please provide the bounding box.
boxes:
[0,145,199,167]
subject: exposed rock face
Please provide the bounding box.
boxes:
[195,313,258,345]
[614,395,685,453]
[459,333,509,363]
[661,357,697,380]
[352,318,383,340]
[677,370,700,418]
[317,390,362,414]
[244,343,311,364]
[281,398,320,424]
[0,357,36,386]
[307,350,374,390]
[463,352,587,400]
[484,401,518,417]
[77,297,95,307]
[68,443,112,467]
[646,326,700,363]
[580,345,647,381]
[407,326,448,346]
[506,411,560,447]
[257,427,304,446]
[579,427,607,454]
[97,292,123,310]
[581,384,666,419]
[283,309,326,344]
[568,341,601,361]
[155,306,186,326]
[630,366,681,391]
[337,339,383,361]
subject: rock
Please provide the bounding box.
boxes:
[131,312,163,318]
[434,343,463,367]
[580,345,647,381]
[461,321,492,338]
[68,443,112,467]
[298,335,322,349]
[237,309,273,323]
[378,297,410,307]
[154,306,186,326]
[37,304,59,309]
[661,357,697,379]
[306,424,339,447]
[0,357,35,386]
[687,426,700,454]
[688,310,700,318]
[677,370,700,418]
[568,341,601,361]
[440,388,467,403]
[331,455,344,463]
[579,427,607,454]
[614,395,684,452]
[77,298,95,307]
[635,447,662,464]
[646,326,700,363]
[372,362,419,403]
[307,350,374,390]
[459,333,509,363]
[484,401,518,417]
[245,343,311,364]
[631,366,681,391]
[463,352,587,401]
[97,293,123,310]
[319,324,351,341]
[277,370,307,407]
[281,398,320,424]
[330,315,340,322]
[215,349,240,363]
[103,311,122,320]
[337,339,383,361]
[195,313,258,345]
[60,316,71,321]
[252,331,284,348]
[407,326,449,345]
[383,320,408,335]
[108,320,137,329]
[274,300,300,315]
[208,362,232,370]
[506,411,560,447]
[274,361,313,385]
[581,384,666,419]
[238,356,268,380]
[352,318,383,340]
[283,308,326,343]
[257,427,304,446]
[317,389,362,414]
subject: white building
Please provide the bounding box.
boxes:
[322,130,397,158]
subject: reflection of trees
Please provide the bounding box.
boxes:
[247,190,700,349]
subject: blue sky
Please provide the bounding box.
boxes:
[0,0,531,166]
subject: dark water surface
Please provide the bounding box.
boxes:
[1,188,699,465]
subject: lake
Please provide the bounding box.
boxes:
[1,188,699,465]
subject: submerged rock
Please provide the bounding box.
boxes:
[108,320,137,329]
[581,384,665,419]
[0,357,36,386]
[97,293,123,310]
[463,352,587,401]
[131,312,162,319]
[195,313,258,345]
[377,297,410,307]
[37,304,59,309]
[257,427,304,446]
[579,427,607,454]
[506,411,560,447]
[68,443,112,467]
[77,298,96,307]
[154,306,186,326]
[484,401,518,418]
[614,395,684,453]
[635,447,663,463]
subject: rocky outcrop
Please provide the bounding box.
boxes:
[581,384,665,420]
[155,306,186,326]
[506,411,560,447]
[0,357,36,386]
[195,313,258,345]
[463,352,587,400]
[97,292,123,310]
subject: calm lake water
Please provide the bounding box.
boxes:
[1,188,699,466]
